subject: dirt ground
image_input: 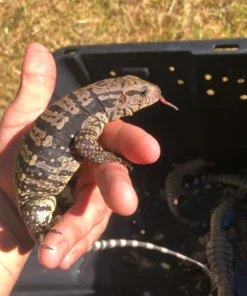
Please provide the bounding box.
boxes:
[1,0,247,119]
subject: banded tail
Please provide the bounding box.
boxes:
[88,239,212,282]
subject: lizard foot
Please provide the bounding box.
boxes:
[40,215,63,249]
[37,234,54,250]
[37,219,63,250]
[37,228,62,250]
[44,215,63,234]
[73,128,133,170]
[45,227,63,235]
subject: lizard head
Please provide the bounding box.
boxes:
[99,75,178,120]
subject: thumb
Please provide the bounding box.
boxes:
[0,42,56,152]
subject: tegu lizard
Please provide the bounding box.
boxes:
[14,75,178,250]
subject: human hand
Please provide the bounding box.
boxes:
[0,43,161,271]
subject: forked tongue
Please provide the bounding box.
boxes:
[159,96,179,111]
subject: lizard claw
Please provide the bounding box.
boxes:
[49,228,63,235]
[40,242,54,250]
[119,158,133,171]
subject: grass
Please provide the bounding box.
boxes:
[1,0,247,119]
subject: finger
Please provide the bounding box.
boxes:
[0,42,56,150]
[38,183,110,269]
[99,120,160,164]
[58,209,112,269]
[71,159,138,217]
[92,162,138,215]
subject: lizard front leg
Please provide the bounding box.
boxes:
[20,196,62,249]
[72,127,132,169]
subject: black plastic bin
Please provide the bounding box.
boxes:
[12,39,247,296]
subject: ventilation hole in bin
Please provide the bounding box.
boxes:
[207,89,215,96]
[213,44,239,51]
[177,79,184,85]
[110,71,116,77]
[204,74,212,80]
[169,66,175,72]
[64,49,78,55]
[237,78,245,84]
[240,94,247,100]
[222,77,229,82]
[140,229,146,235]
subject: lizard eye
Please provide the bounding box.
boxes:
[140,87,148,97]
